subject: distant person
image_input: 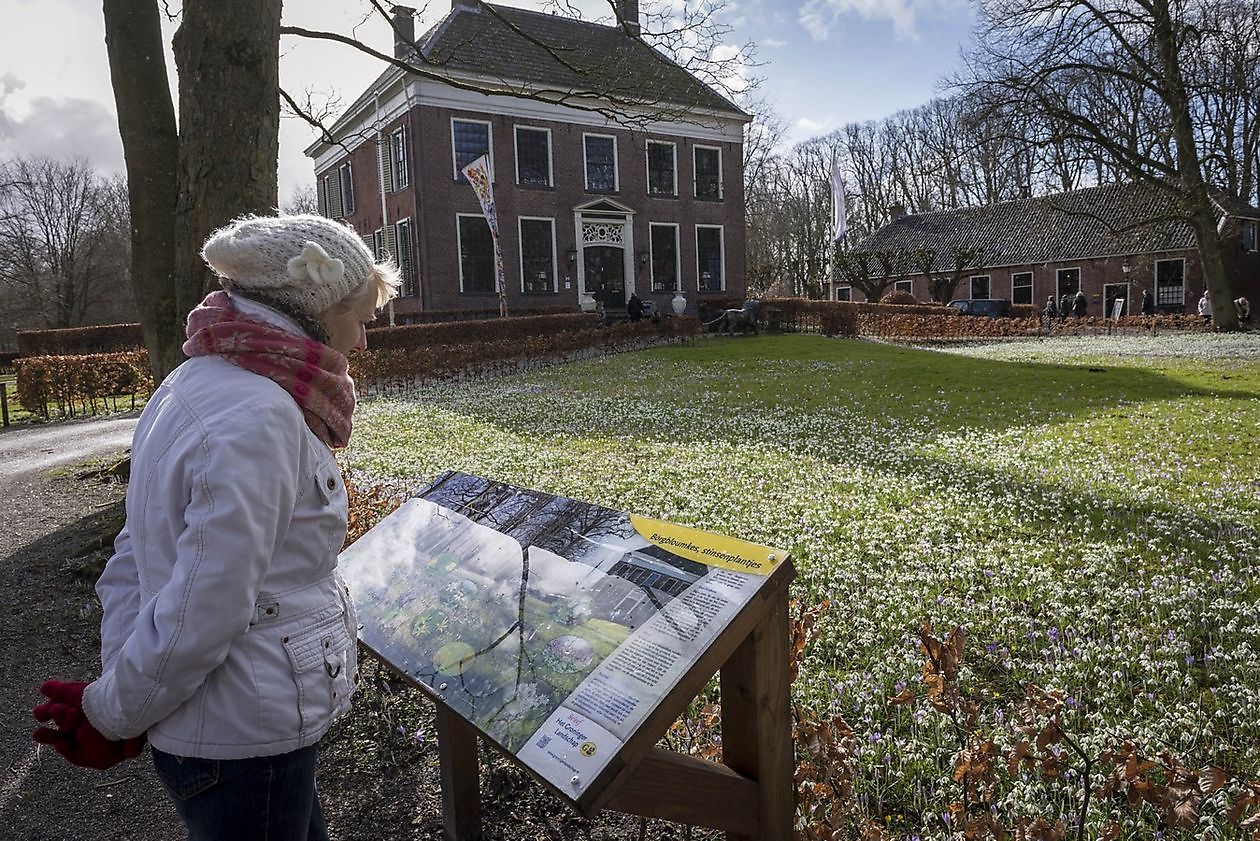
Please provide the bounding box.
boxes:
[32,215,399,840]
[1072,289,1088,318]
[1236,297,1251,323]
[1198,290,1212,324]
[1140,288,1155,316]
[627,292,646,322]
[1059,292,1072,321]
[1043,295,1058,329]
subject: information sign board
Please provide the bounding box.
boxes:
[338,471,789,807]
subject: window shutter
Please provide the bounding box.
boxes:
[326,174,344,219]
[382,224,398,262]
[378,138,394,194]
[318,177,329,217]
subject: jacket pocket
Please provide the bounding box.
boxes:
[282,610,353,736]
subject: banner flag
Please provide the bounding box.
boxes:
[461,154,508,316]
[831,153,847,244]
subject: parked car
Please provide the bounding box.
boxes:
[947,298,1013,318]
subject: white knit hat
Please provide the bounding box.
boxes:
[201,214,376,322]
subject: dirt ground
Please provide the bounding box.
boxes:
[0,422,722,841]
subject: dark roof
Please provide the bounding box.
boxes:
[853,182,1259,273]
[415,2,745,117]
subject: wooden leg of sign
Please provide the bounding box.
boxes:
[437,704,482,841]
[719,591,794,841]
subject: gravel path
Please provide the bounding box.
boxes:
[0,413,139,481]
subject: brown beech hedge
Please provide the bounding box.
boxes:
[15,352,153,419]
[17,323,146,356]
[14,314,701,417]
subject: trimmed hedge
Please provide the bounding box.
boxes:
[15,352,153,419]
[17,323,146,356]
[390,305,574,324]
[756,298,1213,340]
[365,312,601,351]
[352,317,700,391]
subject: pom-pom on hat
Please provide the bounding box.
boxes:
[201,214,376,325]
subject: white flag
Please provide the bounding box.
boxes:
[831,154,847,243]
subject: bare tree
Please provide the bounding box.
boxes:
[283,184,320,216]
[0,157,133,331]
[959,0,1245,330]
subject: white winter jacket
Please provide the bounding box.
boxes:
[81,353,358,760]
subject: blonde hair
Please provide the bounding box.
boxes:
[324,261,401,316]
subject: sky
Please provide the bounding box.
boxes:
[0,0,974,201]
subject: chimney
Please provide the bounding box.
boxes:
[890,203,907,222]
[617,0,641,35]
[390,5,416,59]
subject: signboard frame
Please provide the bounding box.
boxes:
[340,472,796,840]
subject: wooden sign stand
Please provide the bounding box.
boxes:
[434,563,796,841]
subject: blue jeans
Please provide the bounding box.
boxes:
[152,745,329,841]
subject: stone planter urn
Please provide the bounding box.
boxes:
[671,293,687,316]
[579,293,598,313]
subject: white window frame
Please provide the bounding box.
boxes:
[693,144,723,199]
[894,280,913,294]
[456,212,495,293]
[695,224,725,292]
[1011,271,1034,304]
[1155,257,1186,307]
[970,274,990,299]
[1056,267,1082,298]
[513,125,553,188]
[518,216,557,294]
[582,132,619,192]
[1242,219,1257,252]
[835,286,852,302]
[646,140,677,197]
[649,222,680,292]
[391,127,409,189]
[451,118,493,181]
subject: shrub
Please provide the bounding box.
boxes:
[352,317,699,390]
[390,305,574,325]
[17,323,145,356]
[15,351,153,419]
[879,290,919,306]
[366,313,600,351]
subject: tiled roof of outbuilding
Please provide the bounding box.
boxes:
[415,2,746,117]
[853,182,1258,273]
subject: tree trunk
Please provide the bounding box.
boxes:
[172,0,282,324]
[103,0,182,381]
[1152,0,1239,331]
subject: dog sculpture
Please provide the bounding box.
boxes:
[709,299,761,335]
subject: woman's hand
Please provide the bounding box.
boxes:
[32,680,146,770]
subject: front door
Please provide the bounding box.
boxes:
[1103,282,1128,319]
[584,246,625,307]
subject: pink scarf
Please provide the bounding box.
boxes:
[182,291,355,449]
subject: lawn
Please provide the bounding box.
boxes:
[344,332,1260,838]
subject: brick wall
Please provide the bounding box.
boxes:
[318,102,745,317]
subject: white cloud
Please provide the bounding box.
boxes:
[0,81,123,172]
[762,37,787,48]
[799,0,959,40]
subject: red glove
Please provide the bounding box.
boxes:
[32,680,146,770]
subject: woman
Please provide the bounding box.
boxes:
[32,214,398,840]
